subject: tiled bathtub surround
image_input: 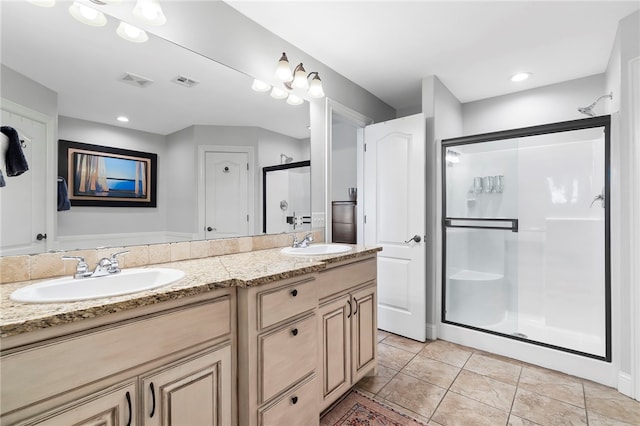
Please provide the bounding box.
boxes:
[354,332,640,426]
[0,231,323,284]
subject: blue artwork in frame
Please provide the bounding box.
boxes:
[58,140,157,207]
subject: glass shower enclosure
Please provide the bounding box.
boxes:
[441,116,610,360]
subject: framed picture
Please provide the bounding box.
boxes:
[58,140,157,207]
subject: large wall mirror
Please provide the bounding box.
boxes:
[0,1,311,256]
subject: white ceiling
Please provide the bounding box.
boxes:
[226,1,640,111]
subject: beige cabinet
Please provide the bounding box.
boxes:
[17,381,137,426]
[141,346,232,426]
[237,276,320,426]
[1,291,235,426]
[317,256,378,411]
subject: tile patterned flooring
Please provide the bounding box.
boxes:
[352,331,640,426]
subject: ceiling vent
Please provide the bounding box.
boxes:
[172,75,199,88]
[119,72,153,88]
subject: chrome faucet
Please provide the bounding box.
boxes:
[291,233,314,248]
[61,256,92,279]
[62,251,128,279]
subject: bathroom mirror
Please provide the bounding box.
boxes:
[0,1,311,255]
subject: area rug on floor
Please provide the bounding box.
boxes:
[320,390,428,426]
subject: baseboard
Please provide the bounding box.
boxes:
[618,372,634,399]
[425,323,437,341]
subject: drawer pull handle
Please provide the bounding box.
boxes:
[291,289,298,297]
[149,382,156,418]
[125,391,132,426]
[291,328,299,336]
[347,300,352,319]
[291,396,299,405]
[353,297,358,315]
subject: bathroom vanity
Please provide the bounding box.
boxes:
[0,246,379,426]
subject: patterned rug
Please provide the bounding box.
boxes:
[320,390,428,426]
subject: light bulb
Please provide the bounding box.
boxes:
[251,79,271,92]
[132,0,167,25]
[307,74,325,98]
[275,53,293,82]
[270,87,288,100]
[286,94,304,106]
[291,64,309,90]
[116,22,149,43]
[68,2,107,26]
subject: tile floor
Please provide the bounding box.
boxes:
[352,331,640,426]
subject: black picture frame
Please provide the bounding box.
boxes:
[58,140,157,207]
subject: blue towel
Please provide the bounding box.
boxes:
[0,170,5,188]
[57,177,71,211]
[1,126,29,177]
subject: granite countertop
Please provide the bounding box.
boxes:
[0,245,380,338]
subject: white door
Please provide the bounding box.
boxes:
[204,151,249,239]
[364,113,426,342]
[0,108,48,255]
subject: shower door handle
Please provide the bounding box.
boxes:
[404,235,421,243]
[590,188,605,208]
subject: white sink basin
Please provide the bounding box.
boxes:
[281,244,352,256]
[10,268,185,304]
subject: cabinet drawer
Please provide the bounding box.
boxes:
[259,315,317,403]
[1,296,231,415]
[258,278,316,329]
[259,376,319,426]
[317,257,377,300]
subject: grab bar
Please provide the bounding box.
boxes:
[444,217,519,233]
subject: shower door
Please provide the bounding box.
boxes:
[442,117,610,361]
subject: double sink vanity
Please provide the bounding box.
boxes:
[0,243,380,426]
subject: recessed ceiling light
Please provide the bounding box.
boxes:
[117,116,129,123]
[510,72,532,82]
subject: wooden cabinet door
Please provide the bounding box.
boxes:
[141,346,232,426]
[22,381,136,426]
[318,295,351,411]
[351,285,377,383]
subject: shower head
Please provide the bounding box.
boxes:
[280,153,293,164]
[578,92,612,117]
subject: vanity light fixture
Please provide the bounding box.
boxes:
[270,87,289,100]
[251,79,271,92]
[286,94,304,106]
[116,21,149,43]
[26,0,56,7]
[68,2,107,27]
[132,0,166,26]
[510,72,532,82]
[275,52,325,99]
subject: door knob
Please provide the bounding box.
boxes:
[404,235,421,243]
[206,226,217,232]
[36,233,47,241]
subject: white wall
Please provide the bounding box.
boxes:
[462,74,606,135]
[1,65,57,120]
[331,121,357,201]
[605,10,640,397]
[57,116,168,238]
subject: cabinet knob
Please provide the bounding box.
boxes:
[291,328,299,336]
[291,396,298,405]
[291,289,298,297]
